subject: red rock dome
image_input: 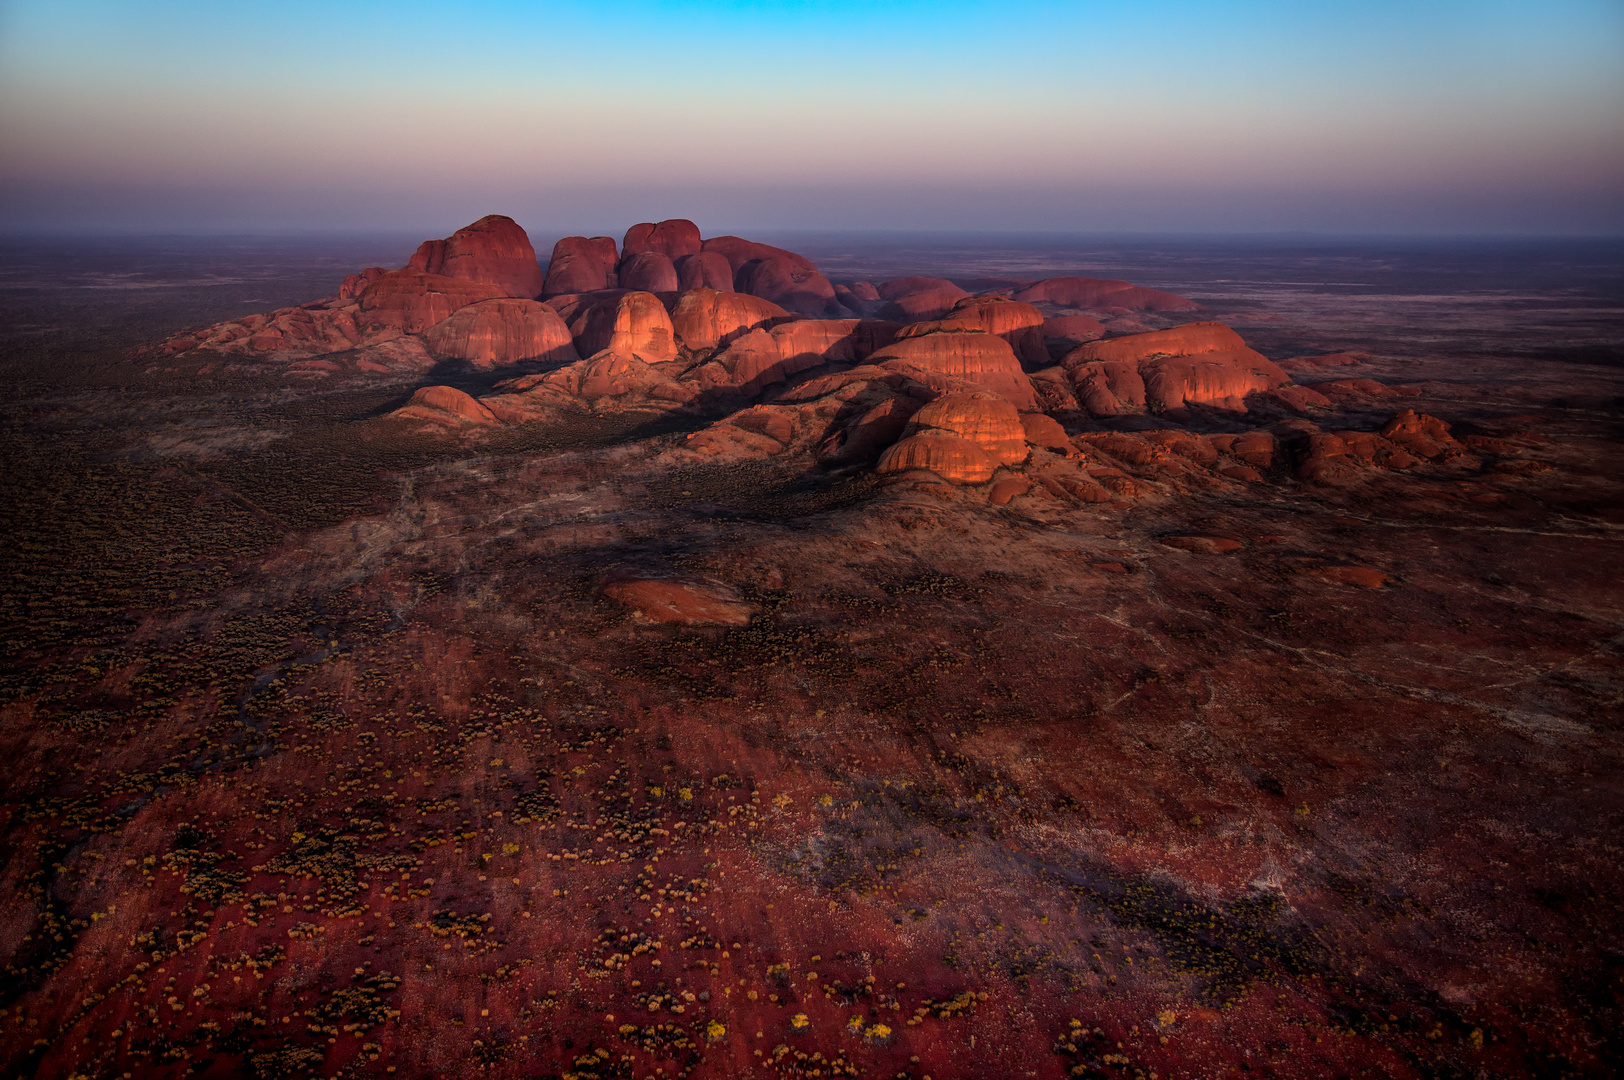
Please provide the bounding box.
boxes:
[622,219,702,261]
[667,289,791,352]
[902,392,1027,466]
[869,332,1039,410]
[406,215,546,299]
[541,236,619,296]
[617,251,680,293]
[876,433,997,484]
[422,298,580,370]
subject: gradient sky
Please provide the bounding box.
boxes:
[2,0,1621,235]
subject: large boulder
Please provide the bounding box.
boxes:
[768,318,898,368]
[339,267,386,300]
[674,251,735,291]
[622,219,702,261]
[617,250,680,293]
[896,296,1047,366]
[390,384,501,427]
[868,332,1039,410]
[737,255,838,316]
[571,291,678,363]
[1014,276,1197,312]
[356,271,507,334]
[700,236,818,280]
[1062,322,1288,414]
[422,298,579,370]
[542,236,619,296]
[406,215,546,299]
[667,289,791,352]
[900,392,1027,467]
[877,433,996,484]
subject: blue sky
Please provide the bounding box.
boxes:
[1,0,1620,233]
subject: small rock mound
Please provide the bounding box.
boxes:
[1014,276,1197,312]
[603,578,754,626]
[390,385,501,427]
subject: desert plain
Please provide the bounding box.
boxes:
[0,219,1620,1080]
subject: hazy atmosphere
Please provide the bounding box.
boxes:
[3,0,1622,235]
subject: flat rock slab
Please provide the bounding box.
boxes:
[1160,534,1244,554]
[603,578,754,625]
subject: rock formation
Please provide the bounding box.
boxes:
[407,214,547,299]
[674,252,735,292]
[616,251,680,293]
[1061,322,1290,415]
[667,289,792,353]
[1014,276,1198,313]
[542,236,619,296]
[622,220,703,261]
[869,332,1040,410]
[356,272,508,335]
[421,298,579,370]
[567,291,678,363]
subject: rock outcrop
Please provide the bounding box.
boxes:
[422,298,579,370]
[899,392,1028,467]
[667,289,792,353]
[1061,322,1289,415]
[674,252,735,292]
[1014,277,1197,313]
[356,271,508,335]
[407,215,546,299]
[896,296,1047,366]
[567,291,678,363]
[700,237,837,315]
[622,220,703,261]
[542,236,619,296]
[617,251,680,293]
[876,433,998,484]
[390,385,501,427]
[869,332,1039,410]
[603,577,753,626]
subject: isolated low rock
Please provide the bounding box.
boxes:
[604,578,754,626]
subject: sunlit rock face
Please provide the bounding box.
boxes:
[868,332,1040,410]
[355,271,508,335]
[1062,322,1290,415]
[421,298,579,370]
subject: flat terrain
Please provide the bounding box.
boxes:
[1,236,1621,1080]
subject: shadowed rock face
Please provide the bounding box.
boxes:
[737,255,838,316]
[541,236,619,296]
[674,251,735,291]
[621,219,703,261]
[877,276,966,301]
[870,332,1040,410]
[406,214,546,299]
[616,250,680,293]
[355,271,507,335]
[421,298,579,370]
